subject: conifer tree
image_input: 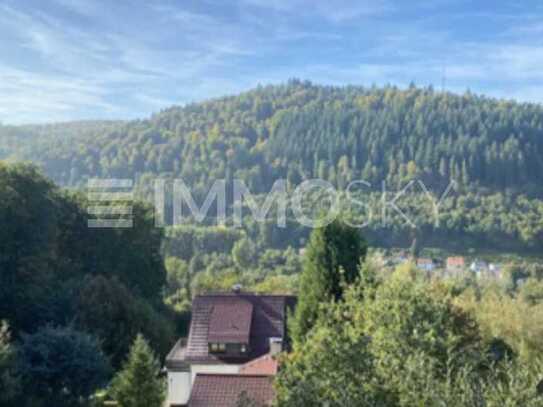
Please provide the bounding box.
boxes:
[291,219,367,343]
[110,334,165,407]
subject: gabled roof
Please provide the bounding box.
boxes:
[167,293,296,367]
[188,374,275,407]
[239,354,278,376]
[208,300,253,344]
[447,256,465,267]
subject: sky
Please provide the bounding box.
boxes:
[1,0,543,124]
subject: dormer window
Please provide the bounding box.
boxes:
[209,343,226,353]
[208,299,253,357]
[209,342,249,355]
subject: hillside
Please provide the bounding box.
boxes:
[1,80,543,252]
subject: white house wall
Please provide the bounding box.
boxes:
[190,363,242,383]
[167,370,191,406]
[167,364,244,405]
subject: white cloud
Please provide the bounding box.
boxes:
[0,64,119,124]
[1,0,543,124]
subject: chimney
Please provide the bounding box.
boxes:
[269,337,283,356]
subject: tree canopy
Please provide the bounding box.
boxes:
[291,219,367,342]
[2,82,543,252]
[110,334,165,407]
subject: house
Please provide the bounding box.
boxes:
[488,263,503,279]
[470,260,489,277]
[417,258,435,272]
[446,256,466,271]
[391,251,409,265]
[165,291,296,406]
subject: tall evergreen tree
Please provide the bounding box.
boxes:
[110,334,165,407]
[291,218,367,342]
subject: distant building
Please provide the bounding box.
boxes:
[470,260,489,276]
[488,263,503,279]
[446,256,466,271]
[417,258,435,272]
[489,263,501,272]
[391,251,409,265]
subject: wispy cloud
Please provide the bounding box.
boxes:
[0,64,117,123]
[0,0,542,124]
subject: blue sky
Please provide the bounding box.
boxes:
[1,0,543,124]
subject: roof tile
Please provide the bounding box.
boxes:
[239,354,278,376]
[188,374,275,407]
[208,300,253,344]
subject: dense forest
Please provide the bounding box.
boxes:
[1,81,543,253]
[0,163,178,405]
[2,164,543,406]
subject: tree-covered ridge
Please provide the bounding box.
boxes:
[1,80,542,196]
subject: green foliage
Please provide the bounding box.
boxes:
[0,321,20,406]
[162,229,302,305]
[276,290,389,406]
[3,83,543,196]
[364,271,481,397]
[0,164,175,399]
[232,237,257,269]
[164,256,191,311]
[18,326,111,407]
[519,278,543,305]
[0,164,60,332]
[110,335,165,407]
[456,282,543,362]
[276,267,543,406]
[163,225,244,261]
[75,275,174,369]
[2,83,543,252]
[291,219,367,342]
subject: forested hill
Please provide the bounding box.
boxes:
[2,81,543,252]
[1,80,543,197]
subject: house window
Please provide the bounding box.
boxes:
[209,343,226,353]
[210,342,249,355]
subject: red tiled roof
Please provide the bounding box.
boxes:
[208,300,253,344]
[447,257,465,267]
[167,293,296,366]
[239,354,278,376]
[188,374,275,407]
